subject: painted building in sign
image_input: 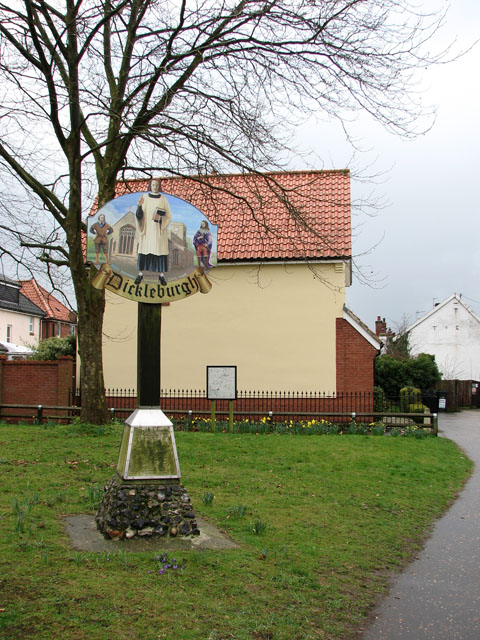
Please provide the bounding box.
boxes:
[85,170,381,393]
[105,211,195,276]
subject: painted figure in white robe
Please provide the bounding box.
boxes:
[135,178,172,285]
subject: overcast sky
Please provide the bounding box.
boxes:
[294,0,480,333]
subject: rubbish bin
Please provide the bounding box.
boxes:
[421,389,438,413]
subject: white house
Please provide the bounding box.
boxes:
[0,276,45,357]
[405,294,480,381]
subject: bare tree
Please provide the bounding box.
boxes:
[0,0,451,422]
[384,315,411,360]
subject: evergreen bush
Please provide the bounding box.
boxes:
[400,385,421,411]
[373,386,386,412]
[29,335,76,360]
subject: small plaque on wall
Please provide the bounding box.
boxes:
[207,366,237,400]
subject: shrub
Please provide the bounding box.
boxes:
[400,386,421,411]
[375,352,441,396]
[406,402,427,412]
[407,353,442,389]
[373,386,386,412]
[375,355,408,397]
[29,334,76,360]
[407,402,429,424]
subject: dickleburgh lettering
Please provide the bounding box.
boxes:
[107,273,123,291]
[103,267,208,303]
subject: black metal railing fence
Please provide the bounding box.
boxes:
[70,387,441,422]
[0,388,442,426]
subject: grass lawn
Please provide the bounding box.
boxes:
[0,422,472,640]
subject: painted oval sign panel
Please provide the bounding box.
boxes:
[88,184,217,303]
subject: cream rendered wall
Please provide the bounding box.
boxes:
[100,262,346,392]
[0,308,41,347]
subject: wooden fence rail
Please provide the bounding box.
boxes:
[0,402,438,434]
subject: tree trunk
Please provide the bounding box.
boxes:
[67,187,110,425]
[76,279,110,424]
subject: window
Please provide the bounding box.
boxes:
[57,322,62,337]
[6,325,12,343]
[119,225,135,255]
[29,316,34,334]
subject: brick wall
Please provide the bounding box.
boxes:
[336,318,378,392]
[0,355,75,406]
[41,320,75,340]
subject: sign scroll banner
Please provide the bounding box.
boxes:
[92,263,212,303]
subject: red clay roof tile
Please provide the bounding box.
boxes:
[19,280,75,323]
[91,170,351,262]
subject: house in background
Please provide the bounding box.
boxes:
[91,170,381,393]
[374,316,396,354]
[20,279,77,339]
[0,275,44,358]
[403,294,480,380]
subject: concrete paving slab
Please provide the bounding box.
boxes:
[63,514,239,553]
[361,410,480,640]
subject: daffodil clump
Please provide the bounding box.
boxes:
[173,416,434,437]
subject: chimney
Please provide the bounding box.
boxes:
[375,316,387,337]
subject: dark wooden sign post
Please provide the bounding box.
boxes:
[137,303,161,406]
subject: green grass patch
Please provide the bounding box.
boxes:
[0,423,472,639]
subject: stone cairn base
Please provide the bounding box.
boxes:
[95,476,200,540]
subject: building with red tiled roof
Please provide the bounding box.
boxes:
[113,170,351,263]
[0,275,44,356]
[92,170,379,393]
[20,280,77,340]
